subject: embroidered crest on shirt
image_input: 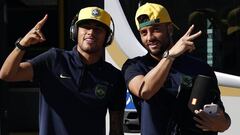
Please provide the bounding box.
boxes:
[181,75,193,88]
[95,84,107,99]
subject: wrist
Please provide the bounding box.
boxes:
[221,113,231,132]
[15,37,29,51]
[162,50,175,61]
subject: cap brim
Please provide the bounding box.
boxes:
[76,19,111,32]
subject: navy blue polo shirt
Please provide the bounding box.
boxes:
[122,53,223,135]
[29,46,126,135]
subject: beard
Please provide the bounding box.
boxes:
[146,39,170,57]
[150,49,165,57]
[78,43,103,54]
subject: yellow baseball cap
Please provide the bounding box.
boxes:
[135,3,178,30]
[75,7,111,31]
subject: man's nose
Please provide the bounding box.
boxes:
[87,28,94,35]
[146,31,154,41]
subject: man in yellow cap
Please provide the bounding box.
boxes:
[0,7,126,135]
[122,3,231,135]
[222,7,240,76]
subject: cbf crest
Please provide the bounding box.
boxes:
[92,8,100,17]
[95,84,107,99]
[181,75,193,88]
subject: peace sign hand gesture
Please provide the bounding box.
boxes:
[169,25,202,58]
[19,14,48,47]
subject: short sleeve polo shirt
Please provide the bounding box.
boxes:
[122,53,223,135]
[29,46,126,135]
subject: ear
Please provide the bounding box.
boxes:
[167,23,174,36]
[167,23,174,48]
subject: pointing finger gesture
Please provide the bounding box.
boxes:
[19,14,48,47]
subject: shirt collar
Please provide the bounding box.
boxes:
[72,46,104,68]
[143,53,178,73]
[143,53,159,66]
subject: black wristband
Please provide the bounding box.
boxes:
[15,37,28,51]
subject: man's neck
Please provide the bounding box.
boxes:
[149,52,165,61]
[77,48,103,65]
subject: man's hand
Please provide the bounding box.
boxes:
[19,14,48,47]
[194,108,231,132]
[169,25,202,57]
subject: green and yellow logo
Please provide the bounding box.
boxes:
[95,84,107,99]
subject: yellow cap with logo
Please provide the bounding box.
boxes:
[76,7,111,30]
[135,3,177,30]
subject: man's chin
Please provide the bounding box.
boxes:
[149,50,164,56]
